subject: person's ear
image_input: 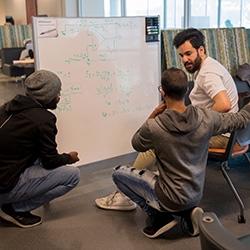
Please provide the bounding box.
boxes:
[198,46,205,56]
[55,92,60,102]
[161,88,165,96]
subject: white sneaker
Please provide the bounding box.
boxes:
[181,207,204,237]
[95,190,137,211]
[190,207,204,236]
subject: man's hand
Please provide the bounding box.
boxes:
[68,151,80,164]
[148,101,167,119]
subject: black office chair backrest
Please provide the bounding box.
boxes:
[237,122,250,147]
[237,94,250,147]
[209,94,250,162]
[199,212,250,250]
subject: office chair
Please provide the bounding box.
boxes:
[199,212,250,250]
[208,95,250,223]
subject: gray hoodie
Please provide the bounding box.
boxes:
[131,105,250,211]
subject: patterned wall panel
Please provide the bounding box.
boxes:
[0,25,32,49]
[246,29,250,53]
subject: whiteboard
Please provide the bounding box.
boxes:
[32,17,160,166]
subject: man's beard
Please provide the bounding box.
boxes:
[44,97,59,110]
[184,54,202,74]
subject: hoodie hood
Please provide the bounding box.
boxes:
[156,105,203,135]
[4,94,43,114]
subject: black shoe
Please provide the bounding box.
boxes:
[0,203,42,228]
[181,207,204,237]
[143,212,178,238]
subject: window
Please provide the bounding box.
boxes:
[190,0,218,28]
[79,0,250,29]
[164,0,184,29]
[104,0,121,17]
[220,0,250,28]
[242,0,250,27]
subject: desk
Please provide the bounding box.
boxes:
[13,59,35,77]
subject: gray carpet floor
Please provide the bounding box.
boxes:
[0,155,250,250]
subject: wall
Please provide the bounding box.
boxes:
[37,0,63,18]
[0,0,105,25]
[0,2,6,25]
[37,0,78,18]
[0,0,75,26]
[2,0,26,25]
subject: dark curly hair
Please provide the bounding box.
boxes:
[173,28,206,53]
[161,67,188,100]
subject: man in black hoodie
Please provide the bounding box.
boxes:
[0,70,80,228]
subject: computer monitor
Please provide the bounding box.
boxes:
[5,16,15,25]
[36,14,48,17]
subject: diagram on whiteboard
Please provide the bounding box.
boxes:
[61,20,137,65]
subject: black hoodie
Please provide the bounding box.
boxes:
[0,94,70,194]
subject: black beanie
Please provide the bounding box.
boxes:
[25,70,62,105]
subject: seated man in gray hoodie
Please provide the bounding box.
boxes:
[112,67,250,239]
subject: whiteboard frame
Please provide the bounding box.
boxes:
[32,16,161,167]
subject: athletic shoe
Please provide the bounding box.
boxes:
[143,212,178,239]
[0,203,42,228]
[181,207,204,237]
[95,190,137,211]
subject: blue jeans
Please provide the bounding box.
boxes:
[112,165,162,216]
[0,160,80,212]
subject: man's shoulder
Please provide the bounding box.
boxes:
[203,56,223,68]
[201,57,231,78]
[23,107,56,124]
